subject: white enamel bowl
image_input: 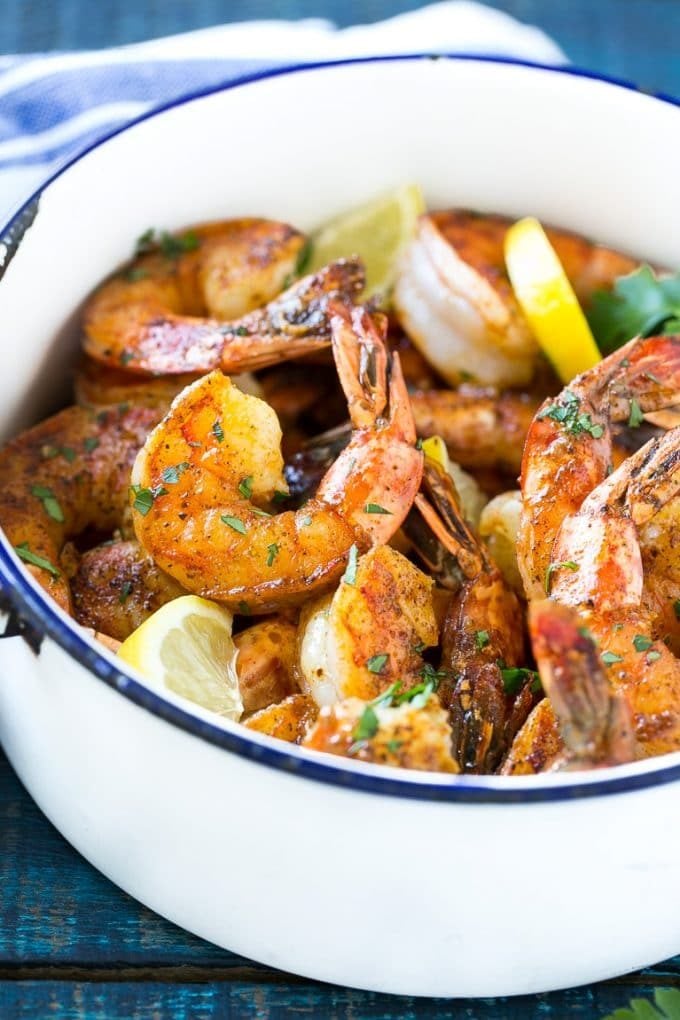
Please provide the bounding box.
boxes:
[1,57,680,998]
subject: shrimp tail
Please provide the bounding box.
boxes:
[220,258,366,373]
[529,599,636,769]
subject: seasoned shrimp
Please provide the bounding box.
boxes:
[394,210,638,388]
[84,220,364,377]
[244,693,318,743]
[297,544,438,707]
[518,334,680,600]
[71,539,185,640]
[415,457,531,772]
[0,404,159,612]
[506,428,680,773]
[303,694,459,773]
[235,617,299,715]
[131,303,423,611]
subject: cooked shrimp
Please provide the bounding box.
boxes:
[518,334,680,600]
[527,600,635,771]
[415,457,530,772]
[71,539,185,640]
[235,617,299,715]
[302,694,459,773]
[0,403,159,612]
[73,355,202,410]
[394,209,638,388]
[244,693,318,743]
[131,303,423,611]
[506,428,680,773]
[410,387,540,475]
[297,544,438,707]
[478,490,523,594]
[84,220,364,376]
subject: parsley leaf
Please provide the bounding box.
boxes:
[500,667,541,696]
[342,544,358,586]
[544,560,579,594]
[394,680,435,709]
[221,515,247,534]
[628,398,644,429]
[158,230,200,259]
[212,419,224,443]
[588,265,680,355]
[364,503,392,515]
[266,542,280,566]
[633,634,653,652]
[31,484,64,523]
[602,650,624,665]
[161,462,190,485]
[130,484,167,516]
[538,392,604,439]
[353,705,379,741]
[119,580,133,604]
[238,476,253,499]
[83,436,99,453]
[366,653,389,674]
[14,542,60,578]
[475,629,490,651]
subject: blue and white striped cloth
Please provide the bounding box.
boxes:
[0,1,564,223]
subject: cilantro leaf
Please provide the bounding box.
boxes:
[31,484,64,523]
[544,560,579,594]
[587,265,680,354]
[500,666,540,696]
[366,653,389,674]
[238,476,253,499]
[14,542,60,578]
[221,515,247,535]
[342,544,359,586]
[130,484,168,516]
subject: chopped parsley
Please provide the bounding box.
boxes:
[364,503,392,515]
[385,739,403,754]
[266,542,280,566]
[119,580,133,604]
[14,542,60,578]
[83,437,99,453]
[238,476,253,499]
[130,484,167,516]
[221,515,247,535]
[628,398,644,429]
[475,629,490,651]
[272,490,289,504]
[394,680,435,709]
[544,560,579,594]
[161,462,190,485]
[418,662,448,686]
[647,650,662,663]
[537,391,604,439]
[633,634,653,652]
[353,705,379,742]
[251,508,272,518]
[342,544,358,586]
[238,600,251,615]
[366,653,389,674]
[61,446,76,464]
[124,266,148,283]
[500,667,541,696]
[30,484,64,523]
[135,228,201,259]
[602,650,624,665]
[212,419,224,443]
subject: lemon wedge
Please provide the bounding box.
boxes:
[308,183,425,300]
[504,216,601,382]
[118,595,242,720]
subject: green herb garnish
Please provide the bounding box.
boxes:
[475,629,490,651]
[83,437,99,453]
[366,653,389,674]
[628,398,644,428]
[124,266,148,282]
[633,634,653,652]
[130,484,167,516]
[342,543,358,586]
[221,515,247,534]
[538,391,604,439]
[544,560,579,594]
[266,542,280,566]
[158,230,200,259]
[600,986,680,1020]
[587,265,680,354]
[14,542,60,578]
[161,462,190,485]
[500,667,540,696]
[30,484,64,523]
[212,419,224,443]
[602,650,624,665]
[364,503,392,515]
[647,650,662,663]
[119,580,133,604]
[238,476,253,499]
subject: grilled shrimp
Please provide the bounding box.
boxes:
[131,304,423,611]
[0,404,159,612]
[83,221,364,376]
[506,427,680,773]
[414,456,531,772]
[302,695,459,773]
[297,545,438,707]
[394,210,637,388]
[518,334,680,600]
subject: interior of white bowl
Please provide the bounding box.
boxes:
[2,54,680,801]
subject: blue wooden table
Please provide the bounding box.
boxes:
[3,2,680,1017]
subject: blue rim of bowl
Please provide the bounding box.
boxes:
[2,53,680,804]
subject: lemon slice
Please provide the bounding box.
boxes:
[308,183,425,299]
[504,216,601,382]
[118,595,243,720]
